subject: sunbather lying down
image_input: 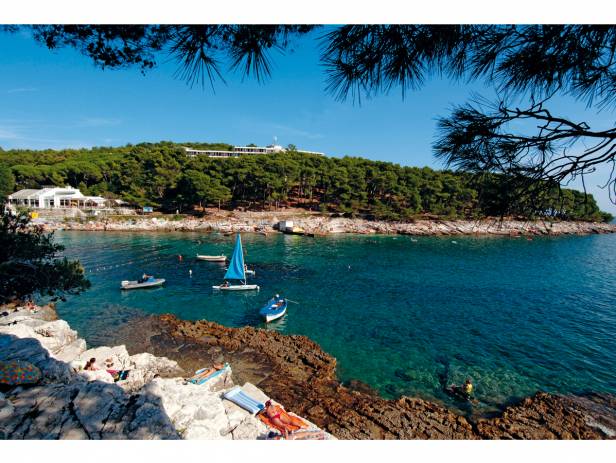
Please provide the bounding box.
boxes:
[188,362,225,381]
[260,400,314,439]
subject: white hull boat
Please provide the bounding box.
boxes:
[196,255,226,262]
[259,297,287,322]
[214,234,259,292]
[121,278,165,290]
[212,284,260,291]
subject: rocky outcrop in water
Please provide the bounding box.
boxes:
[107,314,616,440]
[0,304,331,440]
[44,210,616,236]
[476,392,616,439]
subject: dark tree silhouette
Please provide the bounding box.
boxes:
[23,25,316,87]
[5,24,616,210]
[322,25,616,207]
[0,205,90,303]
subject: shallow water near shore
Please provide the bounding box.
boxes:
[54,231,616,412]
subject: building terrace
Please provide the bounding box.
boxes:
[183,144,324,158]
[7,186,109,209]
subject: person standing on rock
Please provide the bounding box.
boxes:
[463,378,473,399]
[447,377,474,401]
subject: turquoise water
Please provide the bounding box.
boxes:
[54,231,616,410]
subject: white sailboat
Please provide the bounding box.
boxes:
[212,234,259,291]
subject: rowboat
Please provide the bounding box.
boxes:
[120,277,165,290]
[212,234,260,291]
[259,296,287,323]
[196,255,226,262]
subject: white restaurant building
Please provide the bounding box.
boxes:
[7,186,107,209]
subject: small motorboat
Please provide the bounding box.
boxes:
[196,255,226,262]
[259,296,287,323]
[120,276,165,290]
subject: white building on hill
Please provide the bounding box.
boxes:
[7,186,107,209]
[184,144,325,158]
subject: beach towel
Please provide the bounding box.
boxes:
[266,430,326,440]
[188,363,230,385]
[0,360,41,386]
[258,405,309,433]
[107,369,130,382]
[223,386,264,415]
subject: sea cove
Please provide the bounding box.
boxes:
[54,230,616,412]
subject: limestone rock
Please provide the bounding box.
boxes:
[77,369,115,384]
[54,338,87,363]
[76,345,131,369]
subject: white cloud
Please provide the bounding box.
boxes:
[6,87,39,94]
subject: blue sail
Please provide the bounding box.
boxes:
[224,233,246,281]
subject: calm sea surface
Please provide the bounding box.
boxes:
[54,230,616,411]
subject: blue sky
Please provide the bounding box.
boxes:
[1,28,615,214]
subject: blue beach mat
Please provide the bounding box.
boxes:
[188,363,230,385]
[223,386,265,415]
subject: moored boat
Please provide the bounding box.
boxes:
[120,276,165,290]
[213,283,260,291]
[259,295,287,323]
[283,226,305,235]
[212,234,260,291]
[196,255,226,262]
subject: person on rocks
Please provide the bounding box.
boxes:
[449,378,474,400]
[262,400,307,439]
[84,358,99,371]
[463,378,474,398]
[188,362,225,383]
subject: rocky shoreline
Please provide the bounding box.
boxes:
[41,210,616,236]
[105,313,616,440]
[2,303,615,440]
[0,303,332,440]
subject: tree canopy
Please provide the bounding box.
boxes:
[0,205,90,304]
[4,25,616,209]
[0,164,15,198]
[0,142,611,222]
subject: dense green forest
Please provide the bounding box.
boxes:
[0,142,612,222]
